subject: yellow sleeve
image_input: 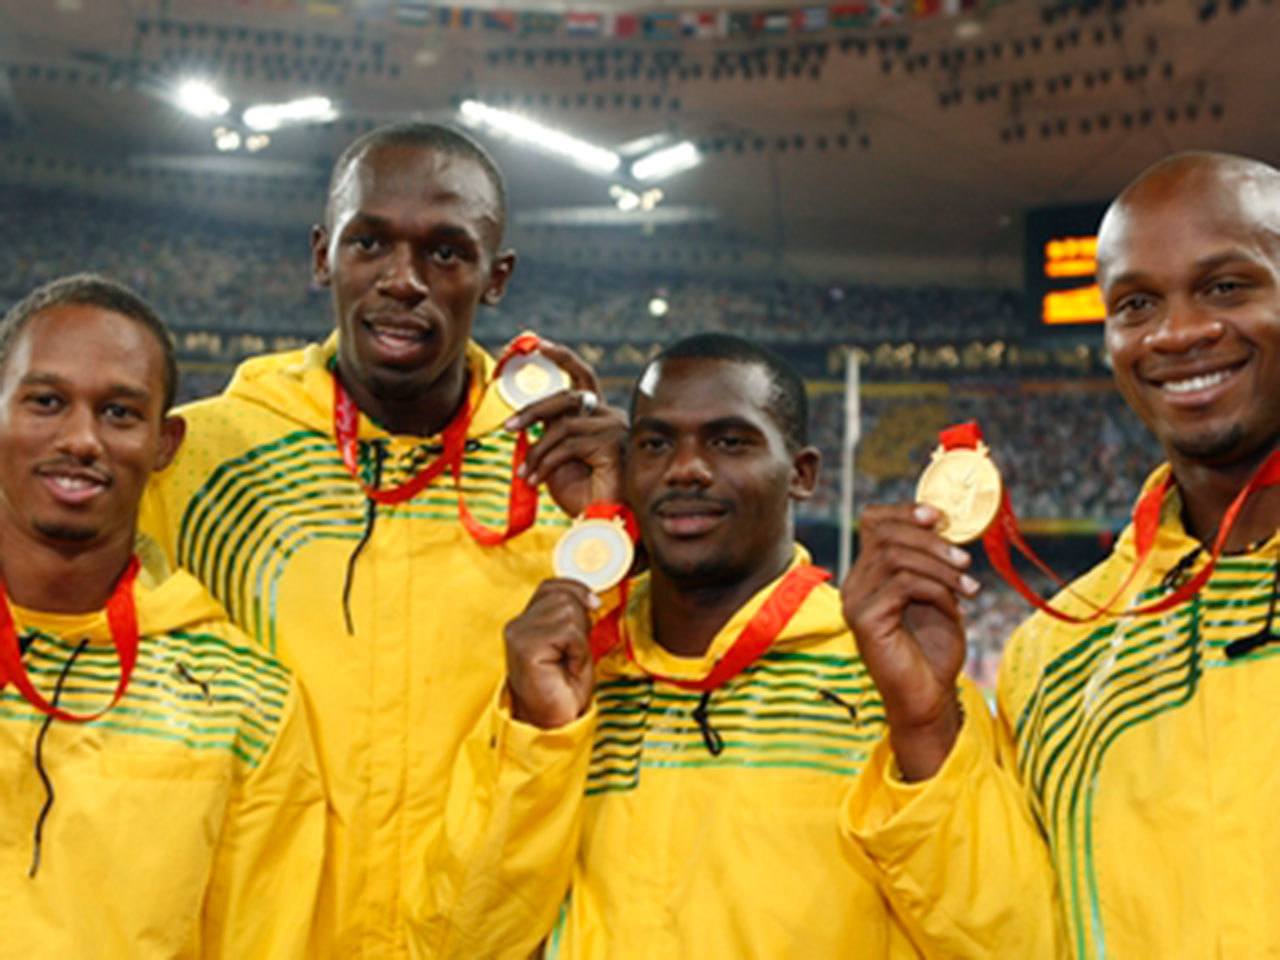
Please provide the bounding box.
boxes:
[201,679,327,959]
[405,686,597,960]
[842,681,1068,959]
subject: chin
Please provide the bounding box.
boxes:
[34,520,99,544]
[1168,423,1248,464]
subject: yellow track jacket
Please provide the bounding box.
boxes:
[846,464,1280,958]
[1,567,324,959]
[140,336,593,958]
[546,548,930,959]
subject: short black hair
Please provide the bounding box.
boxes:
[327,121,507,237]
[0,273,179,412]
[632,333,810,449]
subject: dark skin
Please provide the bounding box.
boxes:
[313,142,624,517]
[503,356,819,727]
[842,152,1280,781]
[0,305,184,614]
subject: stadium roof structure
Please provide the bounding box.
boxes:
[2,0,1279,287]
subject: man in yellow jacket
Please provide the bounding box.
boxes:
[502,334,1056,958]
[841,151,1280,959]
[0,274,324,958]
[140,123,617,957]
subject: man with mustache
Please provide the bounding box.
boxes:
[503,334,1047,957]
[1,274,323,957]
[841,152,1280,958]
[140,123,619,957]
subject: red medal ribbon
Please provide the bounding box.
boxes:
[590,563,832,690]
[332,332,550,544]
[0,556,141,722]
[938,422,1280,623]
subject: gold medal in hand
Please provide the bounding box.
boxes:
[914,427,1003,544]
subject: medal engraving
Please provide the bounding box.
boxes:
[915,443,1003,544]
[554,518,634,592]
[498,353,571,410]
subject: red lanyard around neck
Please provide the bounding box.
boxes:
[332,333,546,544]
[590,563,831,691]
[0,556,141,722]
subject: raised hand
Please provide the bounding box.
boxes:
[502,340,626,518]
[840,503,979,781]
[504,578,597,730]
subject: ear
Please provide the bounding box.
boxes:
[481,249,517,306]
[154,415,186,473]
[311,224,332,288]
[788,446,821,502]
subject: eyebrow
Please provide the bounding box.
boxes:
[1105,249,1261,290]
[19,372,151,402]
[631,414,765,435]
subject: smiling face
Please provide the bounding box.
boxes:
[313,143,515,425]
[0,304,184,552]
[624,357,819,590]
[1097,157,1280,470]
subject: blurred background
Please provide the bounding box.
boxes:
[4,0,1279,682]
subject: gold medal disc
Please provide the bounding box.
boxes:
[914,442,1003,544]
[553,518,635,592]
[498,354,572,411]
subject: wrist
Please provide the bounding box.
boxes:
[887,695,963,783]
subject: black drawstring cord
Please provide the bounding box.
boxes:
[1225,553,1280,659]
[342,441,385,635]
[691,689,724,756]
[29,637,90,879]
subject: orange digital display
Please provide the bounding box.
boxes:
[1026,203,1108,334]
[1038,233,1104,324]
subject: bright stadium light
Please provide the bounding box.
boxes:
[459,99,620,175]
[175,79,230,118]
[243,96,337,132]
[631,141,702,183]
[648,295,670,318]
[213,127,242,152]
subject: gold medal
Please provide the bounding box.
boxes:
[915,441,1003,544]
[497,353,571,411]
[553,517,635,592]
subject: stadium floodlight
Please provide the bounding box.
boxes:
[630,141,701,183]
[213,127,242,152]
[243,96,337,132]
[459,99,620,176]
[176,79,230,118]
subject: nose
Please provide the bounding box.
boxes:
[375,244,429,303]
[662,437,713,489]
[56,404,105,463]
[1145,297,1225,354]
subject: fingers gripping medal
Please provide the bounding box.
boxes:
[554,503,637,593]
[914,422,1003,544]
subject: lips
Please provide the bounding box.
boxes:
[1146,357,1247,406]
[36,467,110,506]
[360,315,436,364]
[652,498,731,537]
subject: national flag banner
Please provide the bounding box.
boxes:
[395,0,430,26]
[609,12,640,37]
[565,11,602,37]
[728,10,756,36]
[795,6,828,31]
[680,11,724,38]
[874,0,905,25]
[482,9,516,31]
[520,11,560,35]
[760,10,791,33]
[438,7,473,29]
[831,3,871,27]
[643,11,679,40]
[913,0,941,17]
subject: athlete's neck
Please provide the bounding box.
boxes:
[1170,437,1280,552]
[336,356,470,438]
[0,529,135,615]
[649,547,793,658]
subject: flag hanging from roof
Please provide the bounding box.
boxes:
[728,10,755,36]
[483,9,516,31]
[874,0,905,25]
[349,0,390,20]
[795,6,828,31]
[520,11,560,35]
[304,0,344,15]
[643,11,679,40]
[759,10,791,33]
[831,3,871,27]
[565,11,602,37]
[608,12,640,37]
[680,11,726,39]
